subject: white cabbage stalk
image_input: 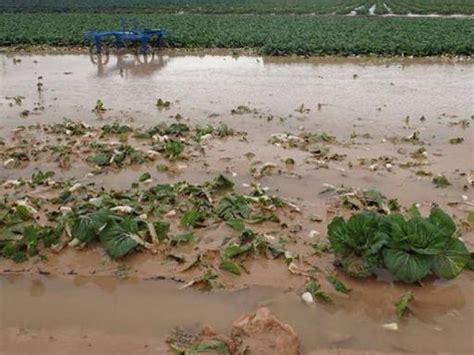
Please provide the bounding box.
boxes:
[2,179,21,188]
[263,233,275,241]
[68,238,81,247]
[285,201,301,213]
[110,205,134,214]
[287,262,311,277]
[88,197,103,207]
[146,150,160,159]
[199,133,213,141]
[381,323,399,331]
[129,233,157,253]
[147,222,159,245]
[165,209,176,217]
[60,206,72,215]
[69,183,82,192]
[3,158,15,168]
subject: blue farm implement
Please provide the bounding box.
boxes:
[84,19,167,55]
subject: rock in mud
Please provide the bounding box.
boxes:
[232,307,299,355]
[302,291,315,304]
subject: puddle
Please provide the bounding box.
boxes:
[0,53,472,132]
[1,274,473,354]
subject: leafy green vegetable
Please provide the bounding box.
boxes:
[305,280,332,303]
[89,152,111,166]
[468,211,474,223]
[225,218,245,231]
[223,243,253,258]
[328,208,472,283]
[395,291,414,318]
[384,216,446,255]
[31,170,55,185]
[328,212,386,278]
[432,175,451,188]
[239,228,256,243]
[190,340,230,354]
[71,209,109,243]
[170,231,194,244]
[431,238,470,279]
[407,204,421,218]
[164,140,184,159]
[1,13,472,57]
[15,205,32,220]
[429,208,456,239]
[181,209,204,228]
[99,218,139,259]
[55,190,72,202]
[39,225,62,247]
[326,273,351,294]
[216,195,250,220]
[383,249,432,283]
[153,220,170,240]
[212,174,234,190]
[220,257,241,275]
[24,224,38,256]
[139,172,151,182]
[251,213,280,223]
[1,242,27,263]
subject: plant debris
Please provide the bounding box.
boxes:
[395,290,414,317]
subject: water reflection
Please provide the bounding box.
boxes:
[73,275,139,293]
[90,52,169,78]
[29,278,46,297]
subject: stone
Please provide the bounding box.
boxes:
[232,307,300,355]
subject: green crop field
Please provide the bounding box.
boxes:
[384,0,474,15]
[0,0,473,15]
[0,13,472,56]
[0,1,472,56]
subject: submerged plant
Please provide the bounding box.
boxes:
[93,99,106,113]
[156,98,171,109]
[163,140,184,160]
[432,175,451,188]
[396,291,414,318]
[305,279,332,303]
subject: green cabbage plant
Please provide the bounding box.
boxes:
[328,208,471,283]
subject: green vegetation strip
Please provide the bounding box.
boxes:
[0,0,365,14]
[1,0,473,15]
[1,14,472,55]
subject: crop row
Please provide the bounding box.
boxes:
[0,0,371,15]
[1,14,472,56]
[384,0,474,15]
[0,0,472,15]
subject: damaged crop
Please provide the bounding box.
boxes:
[328,208,471,283]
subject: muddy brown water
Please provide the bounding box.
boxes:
[1,273,474,354]
[0,52,473,354]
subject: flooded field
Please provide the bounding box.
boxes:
[2,273,473,354]
[0,52,473,354]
